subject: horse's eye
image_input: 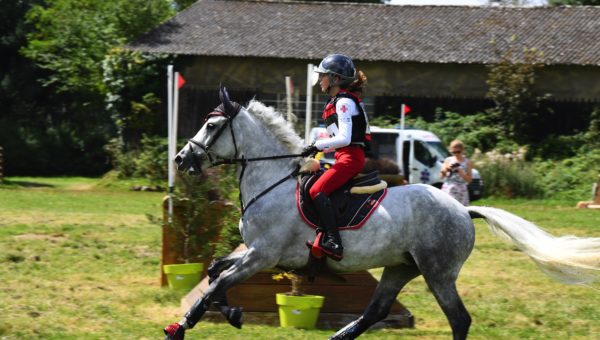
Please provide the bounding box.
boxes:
[206,123,216,130]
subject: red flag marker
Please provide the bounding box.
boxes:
[403,104,411,115]
[177,73,186,89]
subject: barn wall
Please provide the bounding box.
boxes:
[174,56,599,137]
[179,56,600,101]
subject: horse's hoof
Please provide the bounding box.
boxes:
[164,322,185,340]
[227,307,244,329]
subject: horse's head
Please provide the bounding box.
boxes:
[175,87,242,175]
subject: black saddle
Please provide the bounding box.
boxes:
[296,170,387,230]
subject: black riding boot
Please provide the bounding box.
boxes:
[313,193,343,260]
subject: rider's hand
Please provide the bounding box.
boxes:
[301,144,319,157]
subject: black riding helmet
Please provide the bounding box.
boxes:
[316,54,357,92]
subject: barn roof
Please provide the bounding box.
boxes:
[127,0,600,66]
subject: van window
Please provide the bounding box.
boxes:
[427,141,451,158]
[368,133,397,161]
[415,141,436,167]
[404,140,436,168]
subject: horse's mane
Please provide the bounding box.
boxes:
[245,100,303,153]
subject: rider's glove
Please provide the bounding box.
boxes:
[301,144,319,157]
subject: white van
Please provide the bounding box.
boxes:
[308,126,484,200]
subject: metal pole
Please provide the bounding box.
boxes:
[285,76,293,122]
[398,104,406,177]
[304,64,314,143]
[167,65,174,223]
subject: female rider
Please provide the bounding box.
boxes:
[302,54,370,261]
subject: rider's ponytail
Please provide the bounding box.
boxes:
[346,70,367,95]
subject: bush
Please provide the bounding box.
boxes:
[535,149,600,201]
[534,108,600,200]
[133,135,168,182]
[472,148,544,198]
[159,166,242,262]
[105,134,168,183]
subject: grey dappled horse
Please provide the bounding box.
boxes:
[170,88,600,340]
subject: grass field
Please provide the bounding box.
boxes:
[1,177,598,339]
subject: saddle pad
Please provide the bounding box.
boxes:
[296,183,387,231]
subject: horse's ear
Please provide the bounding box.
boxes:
[219,85,235,115]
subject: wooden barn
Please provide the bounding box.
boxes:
[128,0,600,139]
[128,0,600,135]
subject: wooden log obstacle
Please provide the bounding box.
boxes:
[182,244,414,330]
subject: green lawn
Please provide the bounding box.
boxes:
[0,177,598,339]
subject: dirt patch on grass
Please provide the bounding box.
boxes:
[65,183,96,191]
[14,233,68,242]
[0,211,149,228]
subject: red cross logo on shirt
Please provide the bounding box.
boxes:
[340,105,347,113]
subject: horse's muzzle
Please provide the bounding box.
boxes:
[175,149,204,176]
[174,154,185,169]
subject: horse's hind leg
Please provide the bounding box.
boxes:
[330,264,420,340]
[419,265,471,340]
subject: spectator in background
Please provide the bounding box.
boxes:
[440,140,473,206]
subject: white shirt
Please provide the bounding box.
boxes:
[314,98,359,150]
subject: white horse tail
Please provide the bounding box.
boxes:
[467,206,600,287]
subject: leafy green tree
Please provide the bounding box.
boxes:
[549,0,600,5]
[173,0,197,10]
[485,37,551,145]
[486,0,537,5]
[22,0,173,95]
[103,48,172,151]
[2,0,175,175]
[304,0,384,3]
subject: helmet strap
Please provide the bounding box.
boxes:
[326,74,339,96]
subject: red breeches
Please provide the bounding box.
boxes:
[309,145,365,200]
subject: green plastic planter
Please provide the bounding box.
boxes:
[163,263,203,291]
[275,293,325,329]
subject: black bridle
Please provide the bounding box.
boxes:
[186,93,303,215]
[187,104,243,168]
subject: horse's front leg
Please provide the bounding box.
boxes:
[164,246,277,340]
[207,251,247,329]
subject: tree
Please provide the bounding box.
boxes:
[173,0,196,10]
[487,0,539,5]
[22,0,173,95]
[3,0,175,175]
[485,36,552,145]
[305,0,384,3]
[549,0,600,5]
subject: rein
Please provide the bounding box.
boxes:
[187,104,303,215]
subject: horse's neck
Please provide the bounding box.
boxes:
[233,114,298,202]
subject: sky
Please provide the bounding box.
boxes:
[389,0,548,5]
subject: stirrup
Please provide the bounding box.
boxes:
[306,232,325,259]
[319,242,343,261]
[306,232,343,261]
